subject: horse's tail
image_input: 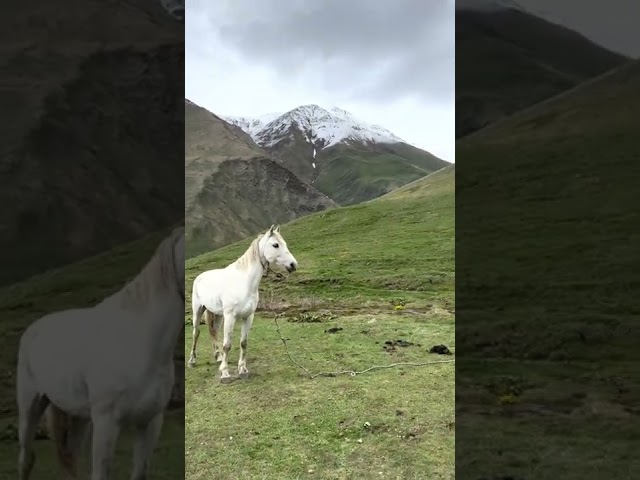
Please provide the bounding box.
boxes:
[191,275,200,324]
[191,276,203,327]
[46,404,76,477]
[204,309,216,337]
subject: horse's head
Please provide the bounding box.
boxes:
[261,225,298,273]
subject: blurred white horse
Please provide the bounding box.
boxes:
[188,225,298,383]
[16,226,185,480]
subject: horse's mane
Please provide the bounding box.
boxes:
[117,226,184,309]
[232,234,264,271]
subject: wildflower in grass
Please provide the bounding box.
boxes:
[498,393,517,405]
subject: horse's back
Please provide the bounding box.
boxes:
[20,308,89,353]
[18,308,97,414]
[193,268,227,314]
[193,265,259,317]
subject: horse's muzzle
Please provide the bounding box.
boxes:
[286,262,297,273]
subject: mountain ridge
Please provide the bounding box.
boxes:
[224,104,405,151]
[455,4,628,138]
[184,99,337,257]
[224,103,449,205]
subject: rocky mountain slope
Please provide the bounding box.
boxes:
[456,0,628,138]
[185,100,336,257]
[225,105,449,205]
[0,0,183,287]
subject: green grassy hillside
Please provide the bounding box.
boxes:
[455,59,640,479]
[0,228,184,479]
[379,164,454,202]
[185,166,454,479]
[456,7,627,138]
[188,165,454,312]
[313,144,449,206]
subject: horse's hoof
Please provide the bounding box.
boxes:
[220,375,233,384]
[187,361,196,368]
[238,371,249,379]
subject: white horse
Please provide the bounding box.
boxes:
[16,226,185,480]
[188,225,297,383]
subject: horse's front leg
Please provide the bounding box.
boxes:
[91,413,121,480]
[130,413,164,480]
[219,311,236,384]
[238,313,254,379]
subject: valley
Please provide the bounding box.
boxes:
[186,100,450,257]
[455,2,639,477]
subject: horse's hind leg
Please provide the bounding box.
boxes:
[131,412,164,480]
[213,315,223,362]
[205,311,223,363]
[219,311,237,383]
[63,416,91,479]
[238,313,254,379]
[17,385,49,480]
[188,302,205,367]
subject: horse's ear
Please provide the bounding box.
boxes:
[268,224,275,235]
[275,225,280,233]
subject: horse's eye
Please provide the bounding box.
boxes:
[273,243,279,248]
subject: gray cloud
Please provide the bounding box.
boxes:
[201,0,454,105]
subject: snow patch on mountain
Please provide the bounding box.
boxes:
[222,112,282,138]
[225,104,405,150]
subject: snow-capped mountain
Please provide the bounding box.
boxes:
[223,105,405,151]
[221,112,283,140]
[219,103,447,207]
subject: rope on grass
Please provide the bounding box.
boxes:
[273,313,455,379]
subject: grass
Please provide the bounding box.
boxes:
[188,165,454,314]
[455,7,626,137]
[315,152,430,206]
[260,125,448,208]
[455,59,640,479]
[0,227,184,478]
[185,166,455,479]
[314,144,448,206]
[0,410,184,479]
[185,313,454,480]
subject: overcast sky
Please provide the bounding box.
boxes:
[186,0,456,162]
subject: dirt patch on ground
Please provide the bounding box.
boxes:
[288,311,338,323]
[382,339,420,353]
[324,327,343,334]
